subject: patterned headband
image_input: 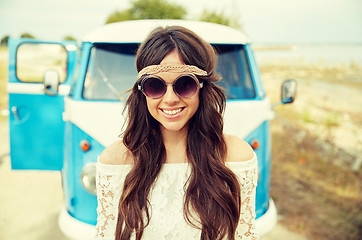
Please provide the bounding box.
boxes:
[137,64,208,80]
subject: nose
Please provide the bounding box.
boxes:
[162,85,179,105]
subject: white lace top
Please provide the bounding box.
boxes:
[95,154,259,240]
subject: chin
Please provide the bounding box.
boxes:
[161,122,188,133]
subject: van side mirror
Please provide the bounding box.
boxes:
[281,79,296,104]
[44,69,60,96]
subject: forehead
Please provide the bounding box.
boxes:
[160,50,184,65]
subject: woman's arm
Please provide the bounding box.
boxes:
[95,140,132,239]
[225,134,259,239]
[234,163,258,240]
[95,161,118,240]
[224,134,254,163]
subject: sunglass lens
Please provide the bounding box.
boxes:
[143,77,165,98]
[174,76,198,97]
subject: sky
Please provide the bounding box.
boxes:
[0,0,361,44]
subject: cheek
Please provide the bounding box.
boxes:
[195,98,200,110]
[145,97,158,117]
[189,95,200,116]
[145,97,152,112]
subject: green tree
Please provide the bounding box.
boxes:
[20,33,35,39]
[106,0,187,24]
[63,35,77,41]
[199,9,242,29]
[1,35,10,46]
[106,9,134,23]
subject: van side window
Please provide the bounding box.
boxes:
[16,43,68,83]
[215,45,256,99]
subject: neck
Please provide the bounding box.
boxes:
[161,127,188,163]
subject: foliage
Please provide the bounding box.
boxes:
[1,35,10,46]
[20,33,35,39]
[63,35,77,41]
[105,0,187,24]
[105,0,243,29]
[200,9,242,29]
[200,10,230,26]
[106,9,134,23]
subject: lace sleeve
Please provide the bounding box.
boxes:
[228,154,259,240]
[95,161,131,240]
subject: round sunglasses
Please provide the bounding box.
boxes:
[138,74,203,99]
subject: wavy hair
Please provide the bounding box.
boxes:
[116,25,241,240]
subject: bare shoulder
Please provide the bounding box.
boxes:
[99,140,133,165]
[224,134,254,162]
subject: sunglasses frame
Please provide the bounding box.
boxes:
[138,73,203,99]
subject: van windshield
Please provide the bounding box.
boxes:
[83,43,255,100]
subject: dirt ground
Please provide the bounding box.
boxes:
[260,62,362,171]
[259,62,362,240]
[0,121,68,240]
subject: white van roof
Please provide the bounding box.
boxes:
[83,19,250,44]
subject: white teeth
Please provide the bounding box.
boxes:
[163,108,182,115]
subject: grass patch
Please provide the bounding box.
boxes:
[323,112,340,128]
[276,105,342,134]
[298,109,315,124]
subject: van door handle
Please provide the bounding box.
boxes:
[11,106,20,121]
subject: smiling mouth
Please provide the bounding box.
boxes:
[161,108,184,115]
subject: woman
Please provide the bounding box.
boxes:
[96,25,258,240]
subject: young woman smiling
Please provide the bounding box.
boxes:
[96,25,258,240]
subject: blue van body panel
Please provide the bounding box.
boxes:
[63,122,103,225]
[8,38,77,170]
[244,121,271,218]
[9,94,65,170]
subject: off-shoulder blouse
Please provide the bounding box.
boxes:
[95,154,259,240]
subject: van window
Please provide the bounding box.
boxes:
[17,43,68,83]
[83,43,138,100]
[215,45,255,99]
[82,43,255,100]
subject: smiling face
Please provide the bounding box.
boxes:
[144,50,200,134]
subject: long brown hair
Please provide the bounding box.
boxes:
[116,25,241,240]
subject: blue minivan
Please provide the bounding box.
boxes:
[7,20,296,240]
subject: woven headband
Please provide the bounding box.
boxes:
[137,64,208,79]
